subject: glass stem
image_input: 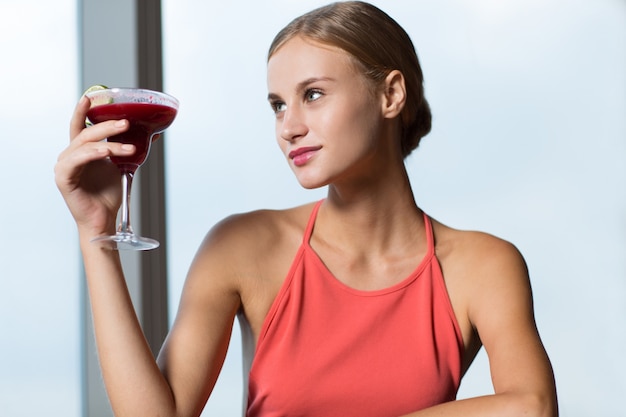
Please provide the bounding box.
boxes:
[119,171,134,234]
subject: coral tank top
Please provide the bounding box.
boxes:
[246,201,463,417]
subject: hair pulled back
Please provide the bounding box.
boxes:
[268,1,432,158]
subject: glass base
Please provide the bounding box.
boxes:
[91,232,160,251]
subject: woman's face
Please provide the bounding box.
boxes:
[267,36,388,190]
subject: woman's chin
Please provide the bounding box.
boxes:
[295,176,329,191]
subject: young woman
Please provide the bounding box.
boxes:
[55,1,558,416]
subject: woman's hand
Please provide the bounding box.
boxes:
[54,95,135,238]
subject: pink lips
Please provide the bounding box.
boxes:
[289,146,321,167]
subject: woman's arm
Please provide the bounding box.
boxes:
[55,97,241,417]
[79,227,242,417]
[156,220,245,417]
[401,234,558,417]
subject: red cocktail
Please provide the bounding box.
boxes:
[85,87,179,250]
[87,102,177,173]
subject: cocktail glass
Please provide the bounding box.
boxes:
[85,87,179,250]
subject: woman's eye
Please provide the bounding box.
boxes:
[306,89,322,102]
[271,101,286,114]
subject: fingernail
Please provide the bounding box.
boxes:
[115,120,127,128]
[121,144,134,152]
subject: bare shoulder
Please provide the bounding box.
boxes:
[198,202,316,260]
[430,218,529,290]
[429,218,534,354]
[186,201,318,296]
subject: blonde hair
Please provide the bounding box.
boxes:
[268,1,432,158]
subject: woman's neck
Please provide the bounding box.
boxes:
[318,166,424,256]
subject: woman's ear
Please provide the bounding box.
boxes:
[381,70,406,119]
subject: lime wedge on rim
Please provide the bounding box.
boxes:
[84,84,111,126]
[84,84,108,95]
[84,84,113,105]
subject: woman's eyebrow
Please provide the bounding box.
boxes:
[267,76,336,101]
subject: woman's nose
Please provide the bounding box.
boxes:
[279,105,308,142]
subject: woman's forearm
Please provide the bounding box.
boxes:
[400,391,557,417]
[80,234,176,417]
